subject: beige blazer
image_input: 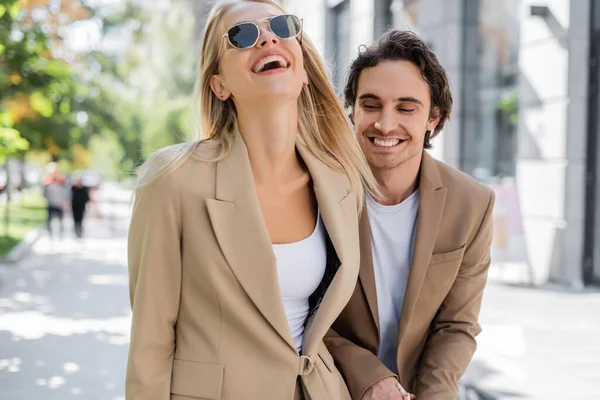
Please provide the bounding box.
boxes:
[325,151,495,400]
[126,135,358,400]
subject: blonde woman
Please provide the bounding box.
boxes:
[126,1,379,399]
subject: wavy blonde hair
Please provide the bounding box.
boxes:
[136,0,379,207]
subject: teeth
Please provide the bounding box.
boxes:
[373,138,401,147]
[254,55,288,73]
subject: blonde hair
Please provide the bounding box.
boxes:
[136,0,380,207]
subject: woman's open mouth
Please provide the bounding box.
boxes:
[253,55,290,75]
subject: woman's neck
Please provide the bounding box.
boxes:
[236,101,304,187]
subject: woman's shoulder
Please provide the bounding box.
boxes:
[147,140,219,164]
[136,140,220,192]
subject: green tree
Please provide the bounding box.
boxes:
[0,127,29,164]
[0,0,90,159]
[89,0,198,172]
[1,0,92,234]
[136,0,197,156]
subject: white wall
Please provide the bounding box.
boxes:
[516,0,589,286]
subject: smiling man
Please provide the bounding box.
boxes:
[325,30,495,400]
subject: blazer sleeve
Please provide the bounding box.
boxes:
[126,178,182,400]
[325,327,397,399]
[414,191,495,399]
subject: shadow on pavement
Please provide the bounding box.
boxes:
[459,358,529,399]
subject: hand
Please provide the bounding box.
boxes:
[361,377,415,400]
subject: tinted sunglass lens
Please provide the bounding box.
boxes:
[270,15,301,39]
[228,23,259,48]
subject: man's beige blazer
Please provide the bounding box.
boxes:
[325,151,495,400]
[126,136,358,400]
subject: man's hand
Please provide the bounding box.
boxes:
[360,377,414,400]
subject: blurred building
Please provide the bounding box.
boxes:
[283,0,600,287]
[184,0,215,51]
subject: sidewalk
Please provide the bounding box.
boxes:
[0,195,131,399]
[461,282,600,400]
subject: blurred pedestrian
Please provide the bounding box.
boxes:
[126,1,380,399]
[70,174,90,238]
[42,163,67,238]
[325,30,495,400]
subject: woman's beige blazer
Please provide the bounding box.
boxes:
[126,136,358,400]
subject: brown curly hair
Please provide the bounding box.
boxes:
[344,30,453,149]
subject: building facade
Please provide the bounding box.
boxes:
[284,0,600,287]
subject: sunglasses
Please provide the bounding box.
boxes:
[223,14,303,49]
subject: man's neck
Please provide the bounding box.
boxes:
[373,152,422,206]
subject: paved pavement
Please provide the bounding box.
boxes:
[0,188,132,400]
[462,281,600,400]
[1,186,599,400]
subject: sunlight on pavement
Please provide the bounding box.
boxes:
[88,274,128,286]
[48,376,66,389]
[63,362,80,374]
[0,358,22,372]
[0,311,129,340]
[477,324,526,358]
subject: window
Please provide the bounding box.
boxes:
[462,0,520,179]
[585,0,600,284]
[326,0,351,91]
[374,0,394,37]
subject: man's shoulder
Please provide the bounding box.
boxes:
[431,158,493,204]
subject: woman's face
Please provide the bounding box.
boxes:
[210,2,308,107]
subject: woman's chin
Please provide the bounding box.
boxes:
[243,86,303,104]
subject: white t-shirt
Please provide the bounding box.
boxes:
[272,213,326,351]
[366,190,419,374]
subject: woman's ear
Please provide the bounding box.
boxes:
[210,74,231,101]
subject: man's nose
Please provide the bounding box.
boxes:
[376,110,397,133]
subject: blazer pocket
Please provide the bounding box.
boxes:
[171,359,224,399]
[429,245,466,266]
[317,347,335,373]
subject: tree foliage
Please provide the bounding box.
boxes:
[0,0,93,161]
[0,127,29,163]
[1,0,203,178]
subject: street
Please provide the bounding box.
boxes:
[0,187,132,400]
[0,187,599,399]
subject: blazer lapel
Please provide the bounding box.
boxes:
[358,206,380,333]
[296,143,360,356]
[397,151,447,348]
[206,135,295,350]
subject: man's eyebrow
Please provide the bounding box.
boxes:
[358,93,424,106]
[395,96,423,106]
[358,93,381,101]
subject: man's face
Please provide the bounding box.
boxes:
[353,60,439,172]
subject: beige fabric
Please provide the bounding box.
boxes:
[325,151,495,400]
[127,136,355,400]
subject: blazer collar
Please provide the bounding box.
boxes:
[207,135,360,355]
